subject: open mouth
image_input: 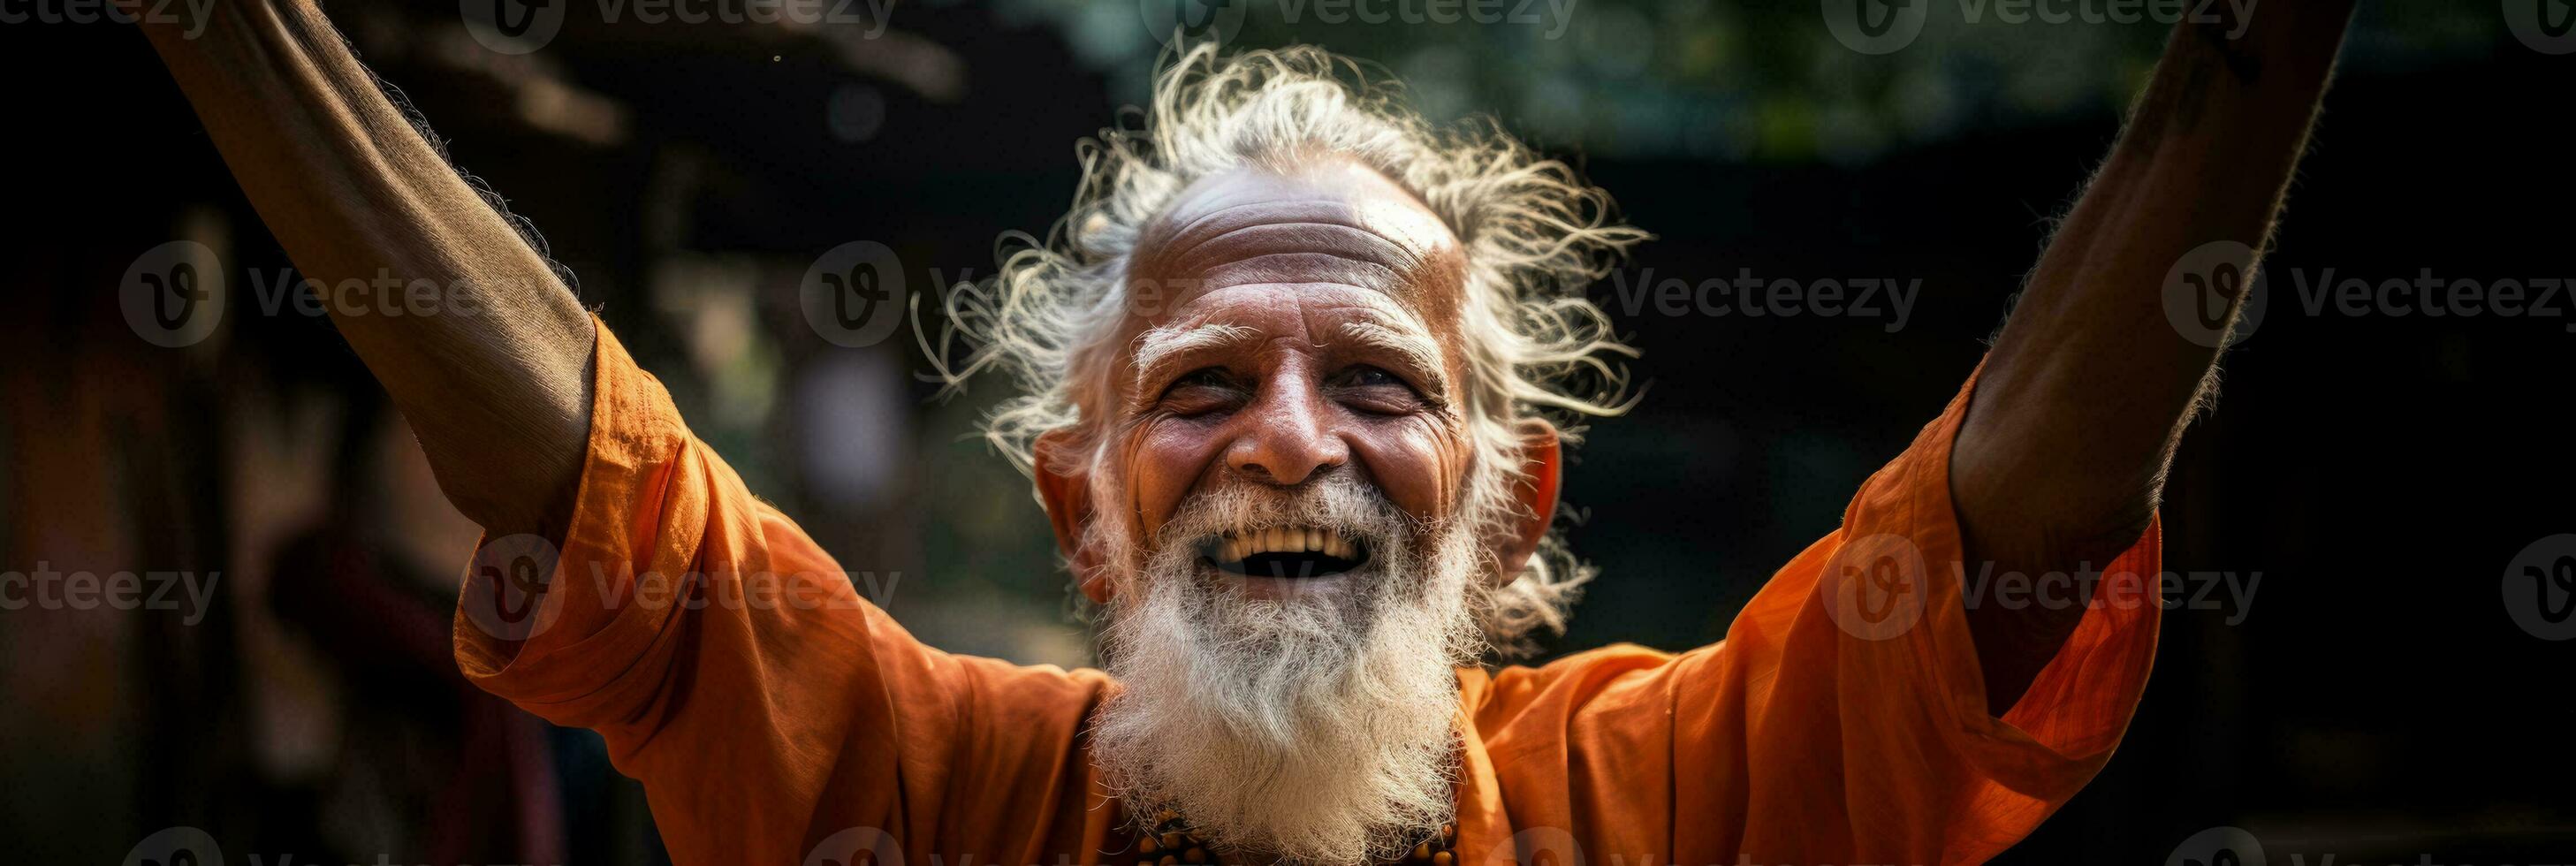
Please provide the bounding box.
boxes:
[1203,527,1370,580]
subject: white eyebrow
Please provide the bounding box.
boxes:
[1334,319,1449,397]
[1128,323,1258,398]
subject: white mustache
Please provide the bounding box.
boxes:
[1150,474,1420,567]
[1090,468,1481,865]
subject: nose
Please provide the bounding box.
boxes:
[1225,376,1348,486]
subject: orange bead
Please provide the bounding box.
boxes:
[1433,852,1453,866]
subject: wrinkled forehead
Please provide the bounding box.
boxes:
[1121,159,1469,338]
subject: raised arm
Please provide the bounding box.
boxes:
[1952,2,2355,710]
[135,2,595,537]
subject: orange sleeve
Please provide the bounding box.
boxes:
[450,319,1114,866]
[1467,364,2161,866]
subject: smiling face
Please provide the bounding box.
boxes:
[1036,157,1558,606]
[959,43,1643,862]
[1044,158,1565,862]
[1112,158,1474,596]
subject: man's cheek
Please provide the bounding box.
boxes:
[1125,420,1225,528]
[1350,424,1470,523]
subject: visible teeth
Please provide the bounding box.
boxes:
[1214,527,1364,560]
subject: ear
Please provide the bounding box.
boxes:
[1488,418,1562,583]
[1032,429,1114,604]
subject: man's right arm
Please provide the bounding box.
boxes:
[137,1,594,537]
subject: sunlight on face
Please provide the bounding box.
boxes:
[1085,160,1489,865]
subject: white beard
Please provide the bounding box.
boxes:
[1089,473,1487,865]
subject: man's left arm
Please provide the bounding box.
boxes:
[1953,0,2356,711]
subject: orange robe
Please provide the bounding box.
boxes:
[456,322,2162,866]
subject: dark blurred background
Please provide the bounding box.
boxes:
[4,1,2572,863]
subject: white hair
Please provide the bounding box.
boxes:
[923,43,1648,654]
[1090,472,1481,865]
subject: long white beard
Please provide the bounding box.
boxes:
[1090,474,1487,865]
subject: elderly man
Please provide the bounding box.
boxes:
[135,2,2353,863]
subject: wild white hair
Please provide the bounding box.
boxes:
[923,42,1648,654]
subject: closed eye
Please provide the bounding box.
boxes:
[1328,364,1436,414]
[1157,367,1248,414]
[1166,367,1236,393]
[1337,366,1403,388]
